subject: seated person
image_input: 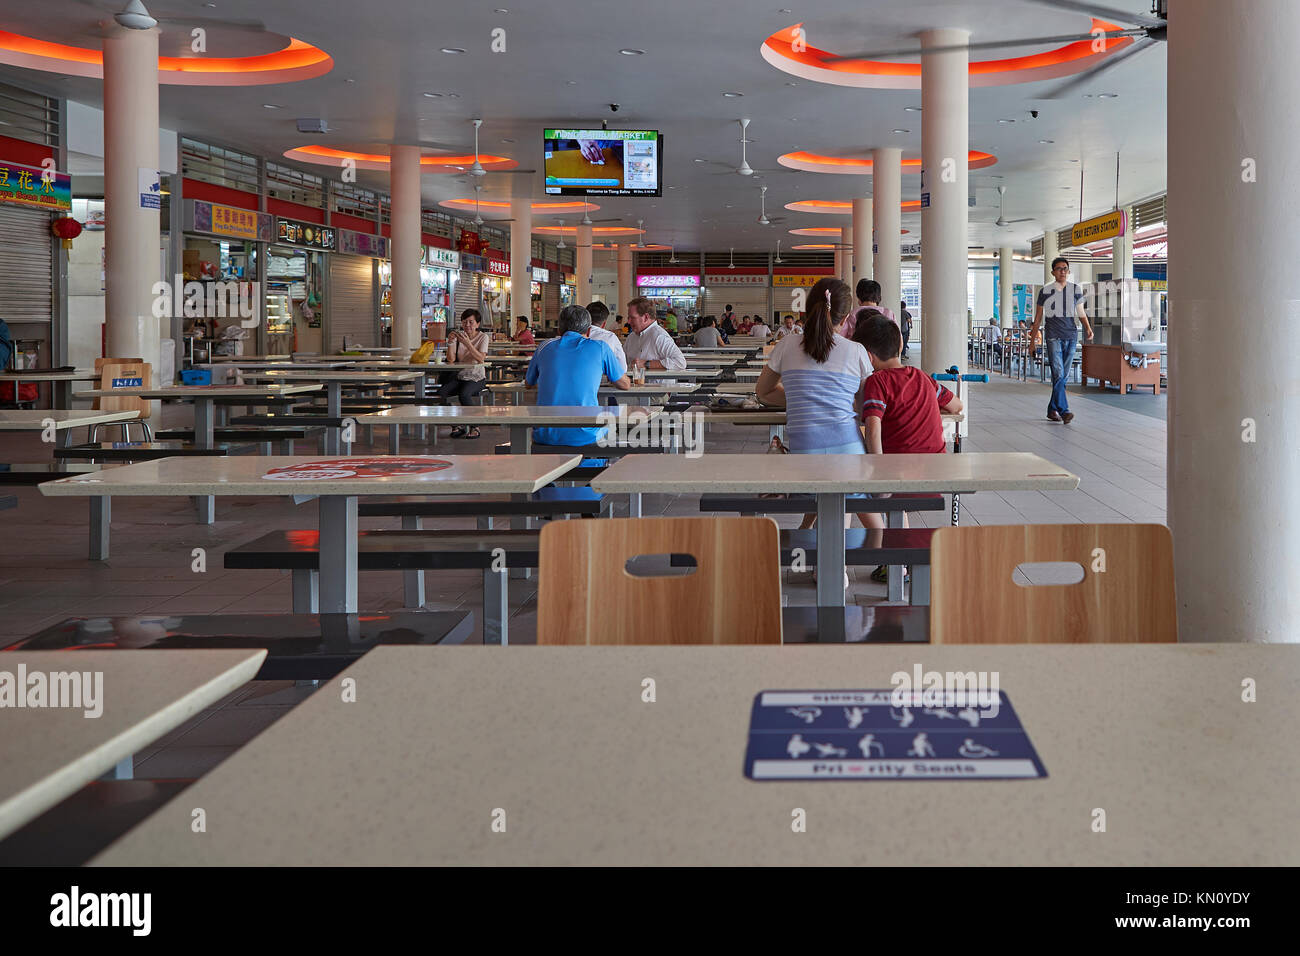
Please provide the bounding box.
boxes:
[979,318,1003,358]
[623,296,687,371]
[584,300,629,379]
[439,309,491,437]
[736,314,754,334]
[693,316,724,348]
[514,316,535,345]
[772,314,800,342]
[749,315,772,341]
[524,304,631,447]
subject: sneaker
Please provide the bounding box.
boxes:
[870,564,888,584]
[1047,411,1061,422]
[1061,412,1075,424]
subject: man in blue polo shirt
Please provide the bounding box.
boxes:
[525,303,631,446]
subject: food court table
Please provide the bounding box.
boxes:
[592,452,1080,607]
[0,408,141,446]
[244,371,419,453]
[39,454,581,613]
[0,648,266,841]
[0,369,100,410]
[88,643,1300,866]
[355,404,661,454]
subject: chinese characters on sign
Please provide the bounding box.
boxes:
[636,274,699,287]
[423,246,461,269]
[209,203,259,240]
[0,159,72,211]
[702,274,765,286]
[487,255,510,277]
[277,218,336,250]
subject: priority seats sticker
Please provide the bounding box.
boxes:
[744,690,1047,781]
[262,457,455,480]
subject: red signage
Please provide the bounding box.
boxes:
[263,457,454,480]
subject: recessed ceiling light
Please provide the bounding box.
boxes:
[723,91,744,97]
[892,128,909,133]
[501,138,516,143]
[725,204,733,208]
[1099,92,1120,98]
[998,118,1015,123]
[1039,139,1054,144]
[780,7,791,12]
[566,80,577,86]
[494,7,508,12]
[619,48,646,55]
[345,78,355,84]
[262,103,281,109]
[441,47,467,54]
[1069,158,1079,163]
[904,106,922,112]
[422,92,442,98]
[693,158,707,163]
[785,81,797,87]
[446,92,460,98]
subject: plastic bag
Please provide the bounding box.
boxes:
[410,340,437,365]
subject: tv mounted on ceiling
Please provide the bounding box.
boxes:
[543,128,663,197]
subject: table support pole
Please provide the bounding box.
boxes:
[89,496,110,561]
[194,398,216,523]
[402,515,424,608]
[815,493,847,608]
[887,509,905,603]
[324,383,342,455]
[483,567,508,645]
[389,425,400,455]
[319,495,358,613]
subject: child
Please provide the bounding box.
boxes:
[852,314,964,580]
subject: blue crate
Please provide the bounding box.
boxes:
[180,369,212,386]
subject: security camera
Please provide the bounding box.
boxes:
[608,103,620,113]
[1029,109,1039,119]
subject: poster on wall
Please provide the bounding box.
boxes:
[138,167,161,210]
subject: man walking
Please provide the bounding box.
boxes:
[899,300,912,359]
[1030,257,1094,424]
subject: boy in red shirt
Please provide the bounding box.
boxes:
[852,315,964,580]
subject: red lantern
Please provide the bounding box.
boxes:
[51,217,83,249]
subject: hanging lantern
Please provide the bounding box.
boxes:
[51,217,83,249]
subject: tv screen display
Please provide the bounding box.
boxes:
[544,128,662,197]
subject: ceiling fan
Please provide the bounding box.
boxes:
[579,207,622,226]
[668,244,679,264]
[993,186,1035,227]
[756,185,785,226]
[463,118,535,176]
[774,239,784,264]
[555,220,567,249]
[705,119,784,176]
[76,0,265,32]
[727,247,736,269]
[822,0,1167,99]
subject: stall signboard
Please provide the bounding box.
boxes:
[277,217,336,251]
[772,274,832,287]
[339,229,388,258]
[563,272,577,285]
[703,274,766,286]
[204,202,260,241]
[460,253,487,273]
[1071,209,1126,247]
[487,253,511,277]
[424,246,460,269]
[533,267,550,283]
[0,159,71,211]
[637,274,699,287]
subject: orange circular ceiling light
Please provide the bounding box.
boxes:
[790,226,909,236]
[0,30,332,85]
[791,244,838,250]
[760,19,1134,89]
[778,150,996,174]
[439,199,598,213]
[785,199,924,214]
[283,145,518,174]
[535,226,643,236]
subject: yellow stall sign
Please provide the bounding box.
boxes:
[1071,209,1126,246]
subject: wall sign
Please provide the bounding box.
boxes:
[772,274,831,287]
[532,267,550,283]
[277,217,336,251]
[338,229,388,258]
[743,690,1047,781]
[1072,209,1126,247]
[0,159,71,211]
[459,253,487,273]
[138,167,161,210]
[703,274,766,286]
[423,246,461,269]
[486,255,511,277]
[637,274,699,287]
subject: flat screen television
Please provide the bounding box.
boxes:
[543,128,663,197]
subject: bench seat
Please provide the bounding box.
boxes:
[53,441,258,461]
[700,492,945,515]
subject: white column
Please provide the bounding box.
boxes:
[840,227,854,286]
[920,28,969,374]
[1042,228,1059,284]
[852,197,873,289]
[616,243,633,313]
[576,222,593,305]
[1113,206,1134,279]
[832,243,843,284]
[102,24,160,367]
[999,246,1014,328]
[389,145,422,350]
[1169,0,1299,643]
[509,199,532,329]
[872,147,902,316]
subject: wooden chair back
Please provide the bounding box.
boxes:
[539,516,783,644]
[930,523,1176,643]
[95,360,151,422]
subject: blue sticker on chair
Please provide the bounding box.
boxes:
[744,689,1047,781]
[111,377,143,387]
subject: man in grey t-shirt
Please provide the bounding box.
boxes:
[1031,257,1094,424]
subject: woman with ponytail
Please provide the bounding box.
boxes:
[756,277,873,455]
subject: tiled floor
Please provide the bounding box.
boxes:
[0,374,1168,782]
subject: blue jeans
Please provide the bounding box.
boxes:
[1046,336,1077,415]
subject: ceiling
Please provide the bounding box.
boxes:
[0,0,1167,252]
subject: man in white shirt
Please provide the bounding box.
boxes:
[749,316,772,341]
[583,300,628,378]
[772,315,800,342]
[623,296,687,371]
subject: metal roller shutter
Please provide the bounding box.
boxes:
[701,286,770,324]
[453,272,482,320]
[0,204,53,325]
[541,281,560,328]
[327,255,375,351]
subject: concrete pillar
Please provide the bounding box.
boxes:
[999,246,1015,328]
[576,222,593,305]
[920,28,969,374]
[852,197,873,289]
[832,242,843,284]
[389,145,422,350]
[1042,228,1059,284]
[102,24,160,368]
[616,243,633,314]
[1168,0,1299,643]
[509,199,532,329]
[1113,205,1134,279]
[872,147,902,317]
[840,227,854,286]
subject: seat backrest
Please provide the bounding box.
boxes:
[930,523,1176,643]
[538,516,783,644]
[96,360,151,422]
